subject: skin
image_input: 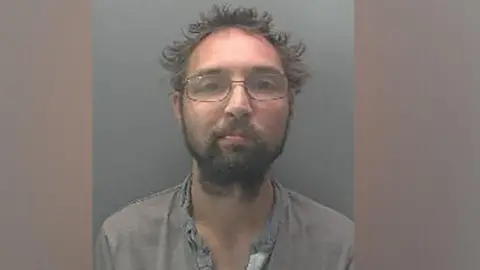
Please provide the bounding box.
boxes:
[171,27,294,270]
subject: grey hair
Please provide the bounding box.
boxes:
[160,4,310,94]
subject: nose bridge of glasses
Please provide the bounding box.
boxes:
[227,80,252,101]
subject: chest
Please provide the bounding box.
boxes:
[208,243,253,270]
[195,229,260,270]
[110,226,349,270]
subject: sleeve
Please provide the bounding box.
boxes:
[94,227,115,270]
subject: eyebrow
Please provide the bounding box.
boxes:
[187,65,284,79]
[191,68,224,77]
[249,66,284,75]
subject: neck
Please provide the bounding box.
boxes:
[189,163,275,241]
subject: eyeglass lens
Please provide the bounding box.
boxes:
[186,70,287,101]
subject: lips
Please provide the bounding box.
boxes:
[217,130,248,138]
[217,131,250,144]
[223,135,246,140]
[224,132,246,138]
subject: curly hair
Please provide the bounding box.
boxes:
[160,4,310,95]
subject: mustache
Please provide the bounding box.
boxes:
[212,119,257,139]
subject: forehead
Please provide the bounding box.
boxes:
[187,28,283,75]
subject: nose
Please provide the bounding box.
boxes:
[224,84,253,119]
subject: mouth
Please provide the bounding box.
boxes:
[223,135,246,140]
[217,129,248,138]
[225,131,247,137]
[218,132,250,144]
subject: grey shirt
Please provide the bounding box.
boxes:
[94,175,354,270]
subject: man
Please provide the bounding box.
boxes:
[95,4,354,270]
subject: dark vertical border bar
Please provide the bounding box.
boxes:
[0,1,92,269]
[355,0,479,269]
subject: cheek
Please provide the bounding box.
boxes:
[183,103,219,139]
[268,114,289,137]
[255,103,290,140]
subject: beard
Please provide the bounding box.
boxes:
[180,113,290,200]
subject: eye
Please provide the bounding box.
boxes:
[256,79,276,89]
[250,75,280,92]
[201,81,221,91]
[195,75,226,93]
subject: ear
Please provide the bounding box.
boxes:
[170,91,183,123]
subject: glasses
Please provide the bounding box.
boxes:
[183,71,289,102]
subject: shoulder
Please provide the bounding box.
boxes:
[277,186,354,269]
[99,184,183,245]
[283,187,354,245]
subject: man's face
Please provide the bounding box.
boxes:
[172,28,293,195]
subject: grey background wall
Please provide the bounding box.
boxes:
[92,0,354,239]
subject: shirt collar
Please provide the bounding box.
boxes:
[178,173,288,253]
